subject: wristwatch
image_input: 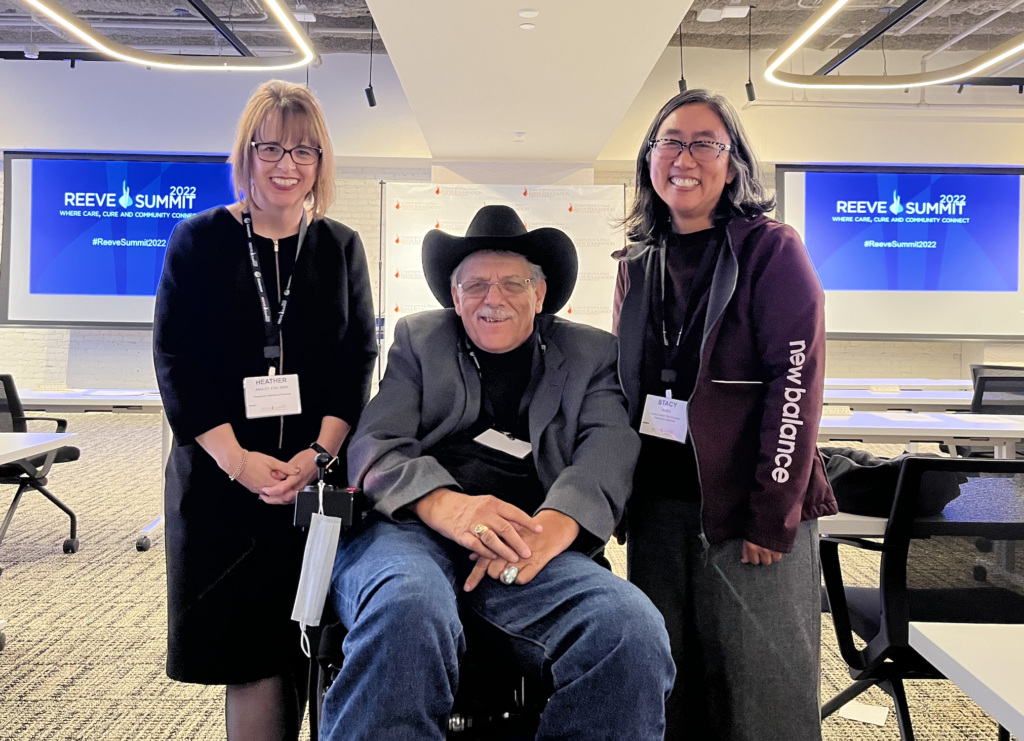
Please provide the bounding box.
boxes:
[309,442,330,457]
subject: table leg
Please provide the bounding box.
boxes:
[993,440,1013,460]
[137,411,169,552]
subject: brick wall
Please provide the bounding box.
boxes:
[1,164,1021,388]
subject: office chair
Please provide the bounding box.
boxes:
[969,363,1024,385]
[820,457,1024,740]
[0,374,81,572]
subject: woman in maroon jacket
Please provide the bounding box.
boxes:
[613,89,837,740]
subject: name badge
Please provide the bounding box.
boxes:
[243,374,302,419]
[640,394,688,443]
[474,428,533,459]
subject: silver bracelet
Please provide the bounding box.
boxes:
[228,450,249,481]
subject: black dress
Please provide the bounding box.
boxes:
[153,206,377,684]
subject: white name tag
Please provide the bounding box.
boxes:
[640,394,688,443]
[474,428,533,459]
[243,374,302,419]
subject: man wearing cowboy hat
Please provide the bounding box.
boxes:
[321,205,673,740]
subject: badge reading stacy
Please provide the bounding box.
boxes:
[639,393,689,443]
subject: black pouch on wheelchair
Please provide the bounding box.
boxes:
[294,486,355,530]
[821,447,965,517]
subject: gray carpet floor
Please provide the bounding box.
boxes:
[0,415,1014,740]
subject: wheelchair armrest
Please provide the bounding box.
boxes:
[819,539,868,671]
[15,415,69,433]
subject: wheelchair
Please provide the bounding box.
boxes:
[295,455,611,739]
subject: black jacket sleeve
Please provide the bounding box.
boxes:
[153,220,235,443]
[321,226,378,428]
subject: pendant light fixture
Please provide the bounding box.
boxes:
[745,7,756,101]
[365,16,377,107]
[678,23,687,93]
[15,0,317,71]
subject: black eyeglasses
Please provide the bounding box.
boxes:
[648,138,732,162]
[251,141,322,165]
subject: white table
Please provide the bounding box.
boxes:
[825,378,973,392]
[824,389,973,413]
[0,432,75,653]
[910,622,1024,739]
[0,432,76,466]
[818,412,1024,459]
[19,389,166,550]
[819,511,887,537]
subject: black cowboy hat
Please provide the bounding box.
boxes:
[421,205,578,313]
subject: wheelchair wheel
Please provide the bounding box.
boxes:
[136,536,152,552]
[63,538,80,554]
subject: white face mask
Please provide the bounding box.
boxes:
[292,480,342,657]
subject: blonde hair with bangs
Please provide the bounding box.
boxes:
[230,80,335,220]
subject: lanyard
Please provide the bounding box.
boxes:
[656,230,720,384]
[242,210,308,372]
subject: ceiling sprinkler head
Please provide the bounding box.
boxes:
[518,9,540,18]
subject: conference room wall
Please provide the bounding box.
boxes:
[2,46,1024,385]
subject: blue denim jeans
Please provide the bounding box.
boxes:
[321,515,675,741]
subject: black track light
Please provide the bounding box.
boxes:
[366,16,377,107]
[677,23,687,93]
[745,8,756,102]
[957,84,965,94]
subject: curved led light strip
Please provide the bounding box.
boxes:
[16,0,318,71]
[765,0,1024,89]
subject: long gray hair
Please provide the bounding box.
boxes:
[623,89,775,245]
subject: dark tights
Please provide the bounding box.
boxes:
[226,656,310,741]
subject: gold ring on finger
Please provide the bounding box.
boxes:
[473,524,490,537]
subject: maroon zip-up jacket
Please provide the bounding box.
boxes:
[613,213,837,553]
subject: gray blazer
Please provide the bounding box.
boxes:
[348,309,640,542]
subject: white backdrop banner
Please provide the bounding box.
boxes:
[382,182,626,366]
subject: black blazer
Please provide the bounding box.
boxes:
[154,206,377,452]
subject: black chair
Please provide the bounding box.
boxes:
[969,363,1024,385]
[821,457,1024,740]
[0,374,81,571]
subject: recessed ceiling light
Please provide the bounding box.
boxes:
[519,22,536,30]
[518,9,539,18]
[721,5,750,18]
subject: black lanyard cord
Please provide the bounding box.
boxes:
[654,230,721,382]
[242,210,308,372]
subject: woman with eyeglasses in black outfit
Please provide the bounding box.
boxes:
[612,90,837,740]
[154,80,376,741]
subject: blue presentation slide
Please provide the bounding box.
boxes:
[803,171,1020,291]
[29,159,234,296]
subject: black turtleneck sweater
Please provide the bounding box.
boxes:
[427,334,546,515]
[635,227,720,502]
